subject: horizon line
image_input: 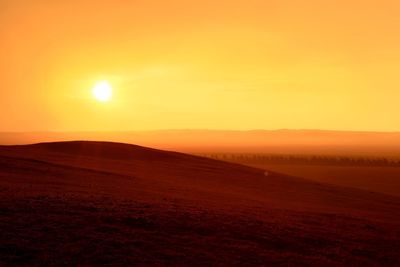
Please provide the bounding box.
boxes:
[1,129,400,134]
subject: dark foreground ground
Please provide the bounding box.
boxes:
[1,141,399,266]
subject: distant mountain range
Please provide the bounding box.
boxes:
[1,129,400,156]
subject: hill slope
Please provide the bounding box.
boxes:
[0,141,399,266]
[2,129,400,155]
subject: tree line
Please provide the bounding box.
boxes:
[199,153,400,167]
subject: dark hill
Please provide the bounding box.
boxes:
[0,141,399,266]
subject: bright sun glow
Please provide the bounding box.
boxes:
[92,81,112,102]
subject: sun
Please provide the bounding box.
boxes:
[92,81,112,102]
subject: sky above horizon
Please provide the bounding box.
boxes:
[1,0,400,132]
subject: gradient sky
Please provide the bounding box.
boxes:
[1,0,400,131]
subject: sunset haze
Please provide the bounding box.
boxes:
[1,0,400,131]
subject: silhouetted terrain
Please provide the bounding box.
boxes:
[1,141,400,266]
[2,130,400,156]
[209,153,400,197]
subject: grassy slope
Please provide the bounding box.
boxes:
[240,162,400,197]
[1,141,400,266]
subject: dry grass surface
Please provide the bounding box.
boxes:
[1,141,400,266]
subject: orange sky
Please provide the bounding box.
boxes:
[1,0,400,132]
